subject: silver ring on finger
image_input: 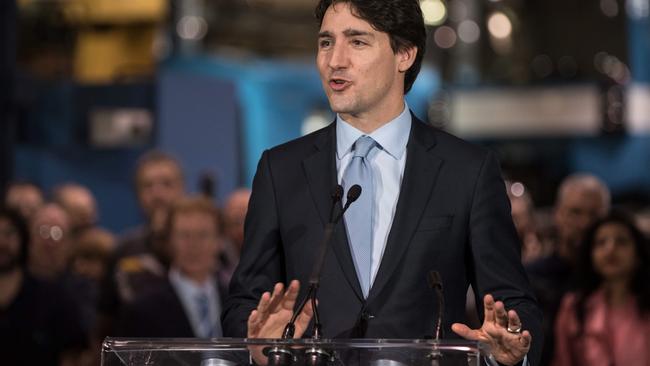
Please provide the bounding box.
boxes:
[506,324,522,334]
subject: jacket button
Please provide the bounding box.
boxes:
[361,311,374,320]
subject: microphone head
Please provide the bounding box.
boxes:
[331,185,344,201]
[347,184,362,203]
[428,271,443,290]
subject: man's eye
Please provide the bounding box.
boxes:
[319,40,331,48]
[352,40,366,46]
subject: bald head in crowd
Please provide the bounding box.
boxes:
[52,183,98,234]
[554,173,610,260]
[5,182,44,223]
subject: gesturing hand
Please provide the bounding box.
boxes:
[451,294,531,366]
[247,281,313,366]
[247,280,314,339]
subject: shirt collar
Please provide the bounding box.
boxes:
[336,102,411,160]
[169,268,214,297]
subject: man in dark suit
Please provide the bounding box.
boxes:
[222,1,542,365]
[118,197,227,338]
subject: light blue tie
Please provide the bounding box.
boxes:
[196,292,213,338]
[342,135,377,297]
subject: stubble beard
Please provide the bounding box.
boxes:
[328,92,362,117]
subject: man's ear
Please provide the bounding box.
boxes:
[397,46,417,73]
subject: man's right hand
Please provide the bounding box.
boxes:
[248,280,314,339]
[247,281,313,365]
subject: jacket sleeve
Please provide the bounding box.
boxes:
[468,150,544,366]
[221,150,286,337]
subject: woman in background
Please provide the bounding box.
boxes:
[553,210,650,366]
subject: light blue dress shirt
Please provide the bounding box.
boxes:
[169,268,222,338]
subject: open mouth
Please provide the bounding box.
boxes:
[329,78,350,91]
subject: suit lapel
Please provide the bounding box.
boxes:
[167,282,196,337]
[367,117,443,303]
[302,123,364,301]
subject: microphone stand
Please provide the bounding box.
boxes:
[265,186,355,366]
[300,221,336,366]
[427,271,445,366]
[275,185,361,366]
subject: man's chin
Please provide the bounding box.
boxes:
[327,98,357,115]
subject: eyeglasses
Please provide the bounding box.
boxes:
[38,225,65,242]
[172,230,217,243]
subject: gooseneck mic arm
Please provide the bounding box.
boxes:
[428,271,445,341]
[282,184,362,339]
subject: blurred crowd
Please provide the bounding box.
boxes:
[1,149,649,366]
[0,150,250,366]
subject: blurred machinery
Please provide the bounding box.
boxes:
[62,0,168,83]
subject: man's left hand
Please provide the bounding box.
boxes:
[451,294,531,366]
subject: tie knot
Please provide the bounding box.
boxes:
[353,136,376,158]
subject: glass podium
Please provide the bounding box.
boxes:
[101,338,494,366]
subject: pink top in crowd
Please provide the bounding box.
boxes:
[553,290,650,366]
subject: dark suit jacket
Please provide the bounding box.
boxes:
[118,276,228,338]
[222,116,543,365]
[117,280,194,337]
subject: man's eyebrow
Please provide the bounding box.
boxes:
[318,31,333,38]
[342,28,374,38]
[318,29,375,38]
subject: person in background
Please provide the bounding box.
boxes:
[552,210,650,366]
[222,188,251,255]
[98,150,186,335]
[69,227,116,366]
[118,149,185,267]
[635,209,650,239]
[70,227,116,330]
[505,181,544,264]
[28,203,72,281]
[4,181,44,223]
[52,183,98,236]
[551,174,611,265]
[526,173,611,365]
[117,196,227,338]
[219,187,251,279]
[28,203,99,338]
[71,227,115,283]
[0,207,87,366]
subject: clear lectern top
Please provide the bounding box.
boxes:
[101,338,494,366]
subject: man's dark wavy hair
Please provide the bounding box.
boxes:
[573,210,650,334]
[315,0,426,94]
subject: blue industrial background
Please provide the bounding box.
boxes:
[10,11,650,233]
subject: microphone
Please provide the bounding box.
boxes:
[274,185,362,366]
[282,184,362,339]
[427,271,445,366]
[329,185,344,223]
[308,184,361,338]
[327,184,361,226]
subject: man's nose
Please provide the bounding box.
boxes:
[601,239,616,252]
[328,43,349,69]
[576,214,593,231]
[151,183,169,198]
